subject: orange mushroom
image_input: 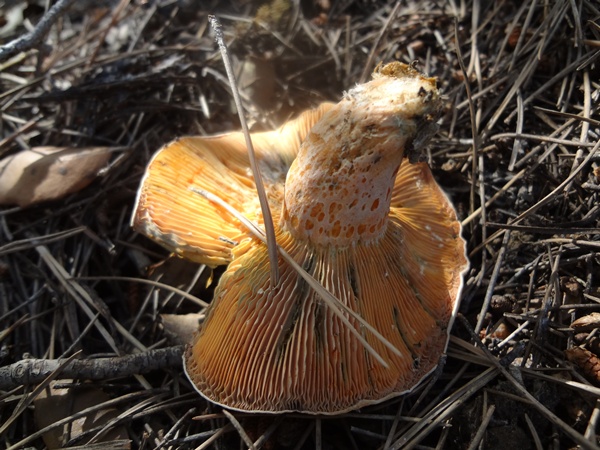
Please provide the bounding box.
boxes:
[132,62,468,414]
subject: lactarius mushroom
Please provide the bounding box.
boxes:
[132,62,468,414]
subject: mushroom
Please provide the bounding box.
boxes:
[132,62,468,414]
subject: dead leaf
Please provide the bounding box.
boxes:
[0,146,113,207]
[489,321,512,340]
[571,312,600,332]
[161,313,203,345]
[560,276,584,304]
[574,332,600,355]
[34,380,129,449]
[565,347,600,384]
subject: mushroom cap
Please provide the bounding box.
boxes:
[184,160,467,414]
[132,104,330,267]
[133,62,468,414]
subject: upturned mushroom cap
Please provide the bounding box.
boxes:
[132,104,329,267]
[133,62,468,414]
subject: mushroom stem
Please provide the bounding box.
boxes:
[281,63,442,247]
[190,186,403,367]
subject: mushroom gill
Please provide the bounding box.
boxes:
[132,62,468,414]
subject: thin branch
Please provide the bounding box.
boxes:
[222,410,256,450]
[0,346,184,390]
[0,351,81,435]
[0,0,78,62]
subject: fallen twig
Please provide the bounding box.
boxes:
[0,346,184,390]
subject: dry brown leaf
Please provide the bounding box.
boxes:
[34,380,129,449]
[565,347,600,384]
[560,276,584,304]
[0,146,113,207]
[571,312,600,332]
[489,321,512,340]
[573,332,600,355]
